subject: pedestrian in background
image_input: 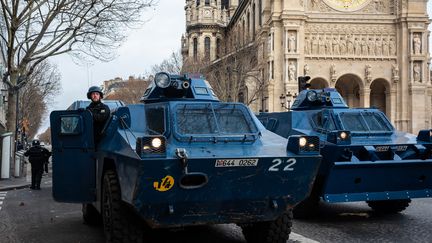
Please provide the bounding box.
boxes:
[24,140,51,190]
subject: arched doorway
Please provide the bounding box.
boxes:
[370,79,390,117]
[309,77,329,89]
[335,74,363,108]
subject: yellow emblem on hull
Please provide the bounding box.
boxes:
[153,175,175,192]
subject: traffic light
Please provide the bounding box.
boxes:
[298,76,311,92]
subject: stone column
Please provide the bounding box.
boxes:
[409,84,427,134]
[273,22,284,112]
[389,88,397,124]
[360,87,371,108]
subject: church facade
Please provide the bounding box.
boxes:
[181,0,431,133]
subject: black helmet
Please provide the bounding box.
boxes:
[32,140,40,146]
[87,86,104,99]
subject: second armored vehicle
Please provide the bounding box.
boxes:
[258,87,432,218]
[50,73,321,242]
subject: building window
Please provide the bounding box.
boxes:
[259,0,262,26]
[247,12,250,41]
[253,4,256,38]
[238,92,244,103]
[193,38,198,61]
[197,0,200,7]
[269,61,274,79]
[205,0,210,6]
[242,20,245,45]
[216,38,221,59]
[222,0,229,9]
[205,37,211,61]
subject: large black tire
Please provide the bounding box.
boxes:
[82,203,102,226]
[102,170,144,243]
[241,210,293,243]
[293,195,320,219]
[367,199,411,214]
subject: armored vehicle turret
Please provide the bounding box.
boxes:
[50,73,321,242]
[258,86,432,218]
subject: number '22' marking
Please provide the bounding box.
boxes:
[268,158,297,172]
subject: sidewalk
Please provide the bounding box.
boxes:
[0,176,31,191]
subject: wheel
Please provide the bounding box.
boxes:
[367,199,411,214]
[241,210,293,243]
[293,195,320,219]
[102,170,144,243]
[82,203,102,226]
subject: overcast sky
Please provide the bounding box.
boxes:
[38,1,185,133]
[38,1,432,134]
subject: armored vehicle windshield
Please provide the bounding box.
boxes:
[312,110,394,134]
[174,102,258,142]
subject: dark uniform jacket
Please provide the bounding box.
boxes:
[86,101,110,142]
[24,146,51,169]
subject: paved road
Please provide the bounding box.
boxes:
[1,181,431,243]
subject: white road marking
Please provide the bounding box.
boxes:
[290,232,320,243]
[0,192,6,212]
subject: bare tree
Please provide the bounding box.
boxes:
[38,127,51,145]
[0,0,155,151]
[19,61,61,140]
[105,78,149,104]
[150,51,183,74]
[184,43,266,105]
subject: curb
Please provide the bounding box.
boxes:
[0,184,31,192]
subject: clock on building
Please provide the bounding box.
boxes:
[204,9,211,17]
[323,0,372,12]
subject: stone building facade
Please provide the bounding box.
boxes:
[182,0,432,133]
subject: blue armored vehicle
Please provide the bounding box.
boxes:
[67,99,125,110]
[50,73,321,242]
[258,86,432,218]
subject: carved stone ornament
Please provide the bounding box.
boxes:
[288,61,297,82]
[304,64,310,76]
[365,64,372,83]
[330,64,337,82]
[413,33,422,55]
[392,63,399,83]
[413,62,422,83]
[309,0,393,14]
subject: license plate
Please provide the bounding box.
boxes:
[215,159,259,167]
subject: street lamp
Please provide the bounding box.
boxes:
[260,96,268,112]
[280,92,297,110]
[286,92,293,109]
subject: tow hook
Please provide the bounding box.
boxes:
[175,148,189,174]
[175,148,209,189]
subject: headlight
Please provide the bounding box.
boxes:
[417,129,432,142]
[151,137,162,148]
[327,130,351,145]
[306,91,318,102]
[340,131,347,139]
[154,72,171,88]
[287,135,320,155]
[299,137,307,147]
[136,136,166,157]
